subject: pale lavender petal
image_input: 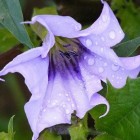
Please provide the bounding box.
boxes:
[0,48,49,139]
[79,61,103,100]
[41,32,55,58]
[82,52,140,88]
[79,1,125,65]
[120,55,140,70]
[79,1,124,47]
[90,93,109,118]
[23,15,81,38]
[81,41,122,65]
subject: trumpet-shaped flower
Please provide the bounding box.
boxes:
[0,1,140,140]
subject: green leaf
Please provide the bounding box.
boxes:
[0,132,9,140]
[94,133,120,140]
[0,0,33,48]
[0,29,19,53]
[8,115,15,139]
[69,115,88,140]
[31,7,58,40]
[39,130,61,140]
[90,78,140,140]
[0,116,15,140]
[111,0,140,39]
[33,7,58,16]
[114,36,140,57]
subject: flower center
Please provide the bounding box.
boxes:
[48,37,84,78]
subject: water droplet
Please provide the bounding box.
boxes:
[103,62,107,67]
[109,31,116,39]
[95,41,98,45]
[112,64,120,71]
[86,39,92,47]
[117,81,120,84]
[65,93,69,97]
[42,109,46,112]
[66,109,70,114]
[102,15,108,22]
[112,75,115,78]
[54,117,57,120]
[100,48,104,52]
[98,67,104,73]
[119,30,122,34]
[101,37,105,41]
[84,56,87,60]
[88,58,95,65]
[71,104,75,108]
[47,100,50,103]
[99,20,102,25]
[62,104,66,108]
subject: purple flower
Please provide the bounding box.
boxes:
[0,1,140,139]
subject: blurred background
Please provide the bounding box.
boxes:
[0,0,140,139]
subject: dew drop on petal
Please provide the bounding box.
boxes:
[112,75,115,78]
[100,48,104,52]
[112,64,120,71]
[101,37,105,41]
[102,15,107,22]
[120,77,122,80]
[103,62,107,67]
[42,108,46,112]
[88,58,95,65]
[54,117,57,120]
[71,104,75,108]
[62,104,66,108]
[66,109,70,114]
[98,67,104,73]
[86,39,92,47]
[84,56,87,60]
[109,31,116,39]
[119,30,122,34]
[65,93,69,97]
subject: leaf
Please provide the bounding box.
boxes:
[114,36,140,57]
[0,0,33,48]
[69,115,88,140]
[39,130,61,140]
[0,132,9,140]
[0,116,15,140]
[0,28,19,53]
[33,7,58,16]
[31,7,58,40]
[111,0,140,39]
[90,78,140,140]
[8,115,15,139]
[94,133,120,140]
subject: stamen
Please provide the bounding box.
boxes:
[67,51,78,57]
[59,50,78,60]
[63,44,71,47]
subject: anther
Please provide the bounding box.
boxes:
[63,44,71,47]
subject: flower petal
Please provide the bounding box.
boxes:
[23,15,81,38]
[79,1,124,47]
[79,2,125,65]
[0,48,49,140]
[82,52,140,88]
[120,55,140,70]
[90,93,109,118]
